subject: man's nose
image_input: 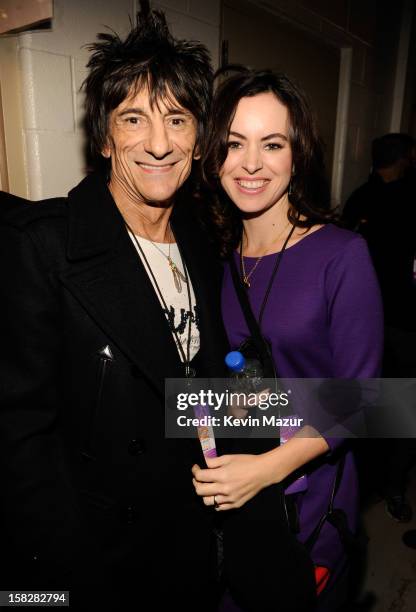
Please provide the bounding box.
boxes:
[241,145,263,174]
[144,122,173,159]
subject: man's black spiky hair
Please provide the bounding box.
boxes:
[83,0,213,160]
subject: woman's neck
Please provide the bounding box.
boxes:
[242,198,292,256]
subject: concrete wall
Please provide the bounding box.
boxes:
[0,36,27,196]
[0,0,220,199]
[0,0,407,202]
[250,0,405,203]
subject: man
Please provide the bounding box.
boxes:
[343,133,416,524]
[0,6,227,610]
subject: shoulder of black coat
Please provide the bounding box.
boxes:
[0,196,68,229]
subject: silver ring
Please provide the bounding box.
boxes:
[214,495,220,509]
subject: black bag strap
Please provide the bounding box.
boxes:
[229,223,297,379]
[229,234,356,558]
[304,455,347,553]
[229,255,276,378]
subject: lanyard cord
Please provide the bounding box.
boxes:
[239,219,298,329]
[126,223,194,377]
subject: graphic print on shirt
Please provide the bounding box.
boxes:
[128,232,201,361]
[164,304,200,359]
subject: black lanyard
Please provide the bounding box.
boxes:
[126,224,195,378]
[238,222,297,328]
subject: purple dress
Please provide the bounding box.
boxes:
[221,224,383,579]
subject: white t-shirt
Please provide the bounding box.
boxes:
[128,231,200,362]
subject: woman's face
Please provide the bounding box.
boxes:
[219,92,293,216]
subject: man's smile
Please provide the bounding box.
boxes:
[134,161,177,174]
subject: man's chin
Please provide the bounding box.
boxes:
[143,197,174,209]
[138,187,181,208]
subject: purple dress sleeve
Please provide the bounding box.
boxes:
[326,235,383,378]
[323,236,383,451]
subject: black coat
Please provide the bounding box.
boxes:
[0,172,228,607]
[0,190,30,214]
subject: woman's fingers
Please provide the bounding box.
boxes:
[193,479,221,496]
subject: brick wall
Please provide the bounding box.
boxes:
[3,0,220,199]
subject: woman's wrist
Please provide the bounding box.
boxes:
[257,448,287,487]
[258,433,330,488]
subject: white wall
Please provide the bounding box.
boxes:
[6,0,220,199]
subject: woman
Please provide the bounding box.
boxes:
[192,69,383,611]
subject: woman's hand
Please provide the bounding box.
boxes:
[192,454,274,511]
[191,430,329,511]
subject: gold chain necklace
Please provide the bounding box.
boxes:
[240,251,263,289]
[240,223,292,289]
[141,223,187,293]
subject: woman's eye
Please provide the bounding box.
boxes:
[227,141,241,149]
[265,143,283,150]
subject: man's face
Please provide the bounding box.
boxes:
[103,86,199,206]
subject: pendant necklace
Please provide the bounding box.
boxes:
[239,222,293,289]
[125,222,195,378]
[240,252,262,289]
[141,222,187,293]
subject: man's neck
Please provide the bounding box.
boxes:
[109,181,174,243]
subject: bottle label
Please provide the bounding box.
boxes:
[193,404,217,459]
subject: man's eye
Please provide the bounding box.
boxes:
[126,117,139,124]
[227,141,241,149]
[170,117,186,127]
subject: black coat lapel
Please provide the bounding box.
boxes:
[171,201,229,377]
[59,173,183,395]
[59,172,228,395]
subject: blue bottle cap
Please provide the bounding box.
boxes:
[225,351,246,372]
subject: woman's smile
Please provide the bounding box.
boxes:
[234,177,271,194]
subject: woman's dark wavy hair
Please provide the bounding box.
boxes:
[202,67,335,257]
[83,1,212,163]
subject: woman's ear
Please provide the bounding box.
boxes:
[193,144,201,160]
[102,142,111,158]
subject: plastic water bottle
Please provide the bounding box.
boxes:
[225,350,263,394]
[226,352,307,493]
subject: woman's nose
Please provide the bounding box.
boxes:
[241,145,263,174]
